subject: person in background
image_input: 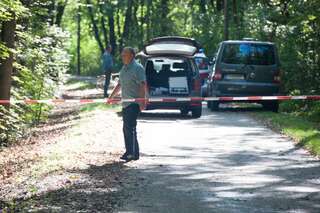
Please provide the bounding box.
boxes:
[112,47,147,162]
[101,45,114,97]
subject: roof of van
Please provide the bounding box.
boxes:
[222,40,275,45]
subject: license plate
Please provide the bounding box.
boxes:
[225,74,245,80]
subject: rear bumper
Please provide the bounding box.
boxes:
[146,97,202,110]
[211,81,280,97]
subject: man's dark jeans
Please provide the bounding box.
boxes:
[104,71,112,97]
[122,104,140,158]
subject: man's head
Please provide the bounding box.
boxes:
[106,45,112,53]
[121,47,136,65]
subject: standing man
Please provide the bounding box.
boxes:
[114,47,147,162]
[101,45,114,97]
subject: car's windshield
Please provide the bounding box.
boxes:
[221,43,275,65]
[194,57,209,70]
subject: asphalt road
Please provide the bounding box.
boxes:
[116,105,320,213]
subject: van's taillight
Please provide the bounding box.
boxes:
[194,79,201,91]
[273,69,281,83]
[212,69,222,81]
[200,73,209,80]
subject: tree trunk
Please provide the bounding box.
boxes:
[99,2,109,48]
[0,15,16,105]
[77,1,81,76]
[86,0,104,54]
[132,1,139,42]
[160,0,169,35]
[146,0,151,41]
[223,0,229,40]
[55,0,68,27]
[120,0,133,50]
[107,7,117,55]
[140,0,145,47]
[232,0,240,39]
[200,0,207,13]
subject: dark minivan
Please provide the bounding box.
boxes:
[136,36,203,118]
[207,40,281,112]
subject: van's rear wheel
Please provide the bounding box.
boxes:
[180,108,189,116]
[191,106,202,118]
[262,101,279,113]
[209,101,219,111]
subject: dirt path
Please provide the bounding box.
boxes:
[0,77,127,212]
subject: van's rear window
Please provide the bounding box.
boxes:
[222,43,276,65]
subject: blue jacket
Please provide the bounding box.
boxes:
[102,51,113,73]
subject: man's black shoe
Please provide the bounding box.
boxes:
[121,154,139,162]
[120,153,128,160]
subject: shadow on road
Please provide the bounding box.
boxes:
[6,153,318,212]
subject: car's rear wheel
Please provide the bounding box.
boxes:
[262,101,279,113]
[180,108,189,116]
[207,101,212,109]
[209,101,219,111]
[191,106,202,118]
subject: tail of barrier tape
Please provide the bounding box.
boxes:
[0,96,320,105]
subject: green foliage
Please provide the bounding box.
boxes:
[254,111,320,156]
[66,79,96,90]
[80,103,120,113]
[0,1,70,144]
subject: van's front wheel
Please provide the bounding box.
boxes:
[209,101,219,111]
[180,108,189,116]
[262,101,279,113]
[191,106,202,118]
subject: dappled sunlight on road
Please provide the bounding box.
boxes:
[116,107,320,212]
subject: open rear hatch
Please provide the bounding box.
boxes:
[143,36,201,56]
[146,57,193,97]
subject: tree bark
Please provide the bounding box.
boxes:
[160,0,169,35]
[223,0,229,40]
[0,15,16,104]
[55,0,68,27]
[107,7,117,55]
[77,1,81,76]
[99,1,109,48]
[86,0,104,54]
[146,0,151,41]
[200,0,207,13]
[139,0,145,47]
[232,0,240,39]
[120,0,133,50]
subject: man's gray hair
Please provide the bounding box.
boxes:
[123,47,136,57]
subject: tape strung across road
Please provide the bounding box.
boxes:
[0,95,320,105]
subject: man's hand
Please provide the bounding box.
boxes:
[107,82,121,104]
[139,98,148,111]
[139,81,148,111]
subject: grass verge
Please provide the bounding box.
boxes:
[80,103,121,113]
[251,111,320,156]
[66,78,96,90]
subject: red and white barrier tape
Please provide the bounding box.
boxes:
[0,95,320,105]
